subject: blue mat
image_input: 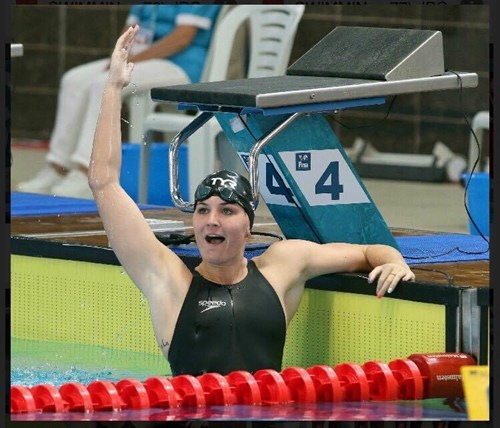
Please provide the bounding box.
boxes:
[10,192,164,216]
[396,234,489,264]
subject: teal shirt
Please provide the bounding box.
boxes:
[127,5,221,83]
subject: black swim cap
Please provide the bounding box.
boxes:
[194,170,255,228]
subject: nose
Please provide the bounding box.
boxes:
[206,210,220,226]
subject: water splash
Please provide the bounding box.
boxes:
[11,338,167,388]
[11,366,114,388]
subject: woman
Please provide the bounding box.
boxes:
[89,26,415,376]
[17,5,221,198]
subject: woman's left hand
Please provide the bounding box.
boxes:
[368,263,415,298]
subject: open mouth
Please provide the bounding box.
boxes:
[205,235,225,245]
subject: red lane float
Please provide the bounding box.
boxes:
[253,369,291,405]
[281,367,316,403]
[87,380,124,411]
[31,384,66,413]
[10,352,478,413]
[306,365,343,402]
[143,376,180,408]
[362,361,399,401]
[169,374,206,407]
[388,358,424,400]
[59,382,93,412]
[334,363,370,401]
[197,372,235,405]
[116,378,150,410]
[10,385,37,413]
[225,370,262,405]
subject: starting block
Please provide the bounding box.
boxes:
[149,26,478,247]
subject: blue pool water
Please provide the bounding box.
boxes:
[11,337,169,387]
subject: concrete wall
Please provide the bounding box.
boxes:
[10,5,489,158]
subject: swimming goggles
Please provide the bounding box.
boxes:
[194,184,242,205]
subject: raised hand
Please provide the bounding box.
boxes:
[108,25,139,88]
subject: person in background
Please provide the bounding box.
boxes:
[17,5,221,198]
[89,26,415,376]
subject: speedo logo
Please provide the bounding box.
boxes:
[199,300,227,313]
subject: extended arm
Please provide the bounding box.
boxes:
[304,240,414,297]
[259,239,414,305]
[88,26,191,301]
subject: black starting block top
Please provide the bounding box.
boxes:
[151,72,477,111]
[150,26,478,112]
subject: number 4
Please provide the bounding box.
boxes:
[266,163,294,203]
[315,161,344,200]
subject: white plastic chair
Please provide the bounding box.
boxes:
[138,5,305,203]
[125,6,232,143]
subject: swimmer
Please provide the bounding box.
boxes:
[89,26,415,375]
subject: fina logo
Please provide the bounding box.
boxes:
[295,152,311,171]
[210,177,237,189]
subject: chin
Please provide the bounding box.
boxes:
[201,254,230,267]
[200,247,241,266]
[198,245,224,261]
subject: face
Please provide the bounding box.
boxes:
[193,196,251,265]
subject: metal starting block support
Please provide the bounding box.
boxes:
[152,26,479,248]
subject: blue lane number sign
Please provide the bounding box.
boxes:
[279,149,370,206]
[239,149,369,207]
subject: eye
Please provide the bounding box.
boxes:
[222,207,234,215]
[196,206,208,215]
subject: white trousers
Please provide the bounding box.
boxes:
[46,58,190,169]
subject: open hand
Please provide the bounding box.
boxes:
[108,25,139,88]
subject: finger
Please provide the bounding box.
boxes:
[377,272,399,297]
[386,275,398,294]
[367,266,382,284]
[119,25,137,50]
[376,271,392,293]
[126,25,139,49]
[403,271,416,282]
[117,26,133,46]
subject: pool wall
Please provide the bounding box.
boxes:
[12,254,448,375]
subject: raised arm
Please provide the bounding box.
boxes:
[88,25,191,302]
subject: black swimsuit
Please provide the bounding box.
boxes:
[168,260,287,376]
